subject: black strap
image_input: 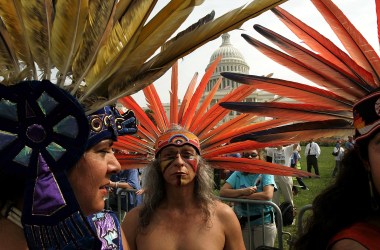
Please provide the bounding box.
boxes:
[241,210,273,223]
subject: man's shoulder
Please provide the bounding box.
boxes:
[214,200,236,218]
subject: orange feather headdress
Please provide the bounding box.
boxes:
[115,57,313,178]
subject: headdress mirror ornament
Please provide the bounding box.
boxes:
[353,90,380,142]
[87,105,137,149]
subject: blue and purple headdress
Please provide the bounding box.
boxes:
[0,80,136,249]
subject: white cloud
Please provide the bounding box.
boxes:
[132,0,378,107]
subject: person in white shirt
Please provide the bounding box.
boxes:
[266,144,298,206]
[304,139,321,176]
[332,140,345,177]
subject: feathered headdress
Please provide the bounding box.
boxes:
[114,57,313,178]
[0,0,292,248]
[219,0,380,144]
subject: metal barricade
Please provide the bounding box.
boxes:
[296,204,313,236]
[218,197,288,250]
[105,188,139,222]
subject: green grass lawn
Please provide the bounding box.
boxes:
[281,146,336,248]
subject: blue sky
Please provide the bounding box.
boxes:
[132,0,377,107]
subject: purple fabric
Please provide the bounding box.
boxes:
[92,212,119,250]
[32,154,66,215]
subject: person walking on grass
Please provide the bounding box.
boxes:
[304,139,321,176]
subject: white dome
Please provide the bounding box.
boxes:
[209,33,248,66]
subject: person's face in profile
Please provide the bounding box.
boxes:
[68,139,121,216]
[159,145,198,187]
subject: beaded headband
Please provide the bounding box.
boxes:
[155,129,201,157]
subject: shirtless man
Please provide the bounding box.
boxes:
[121,127,245,250]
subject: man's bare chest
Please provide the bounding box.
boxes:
[136,216,225,250]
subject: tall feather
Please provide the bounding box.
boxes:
[178,72,198,124]
[71,0,117,94]
[141,0,288,72]
[50,0,88,86]
[21,0,53,79]
[170,61,179,125]
[311,0,380,83]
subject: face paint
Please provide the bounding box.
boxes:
[159,153,198,173]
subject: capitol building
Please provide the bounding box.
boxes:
[202,33,275,123]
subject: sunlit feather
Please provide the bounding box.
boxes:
[50,0,88,86]
[21,0,53,79]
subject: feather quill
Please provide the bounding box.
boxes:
[221,72,354,109]
[219,102,352,121]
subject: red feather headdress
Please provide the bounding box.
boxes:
[220,0,380,143]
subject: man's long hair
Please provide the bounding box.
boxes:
[138,157,216,228]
